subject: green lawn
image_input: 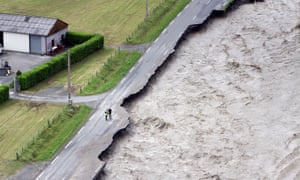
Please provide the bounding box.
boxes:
[0,100,64,177]
[127,0,190,44]
[81,50,141,95]
[0,0,162,45]
[0,100,92,177]
[19,105,92,161]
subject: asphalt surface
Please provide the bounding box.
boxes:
[10,0,231,179]
[0,52,51,85]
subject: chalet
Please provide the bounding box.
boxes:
[0,13,68,55]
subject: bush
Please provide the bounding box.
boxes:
[66,32,95,46]
[0,85,9,104]
[16,70,22,77]
[17,33,104,90]
[70,34,104,64]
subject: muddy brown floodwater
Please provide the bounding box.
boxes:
[102,1,300,179]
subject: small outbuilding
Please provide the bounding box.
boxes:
[0,13,68,55]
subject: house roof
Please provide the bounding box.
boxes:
[0,13,68,36]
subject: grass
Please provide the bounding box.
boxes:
[0,0,162,45]
[0,100,92,177]
[127,0,190,44]
[19,105,92,161]
[0,160,24,179]
[224,0,235,11]
[0,100,64,177]
[81,50,142,95]
[24,48,114,94]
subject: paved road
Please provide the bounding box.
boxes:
[24,0,230,179]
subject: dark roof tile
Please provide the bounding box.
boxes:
[0,13,67,36]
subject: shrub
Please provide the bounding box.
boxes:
[66,32,95,46]
[16,70,22,77]
[70,34,104,64]
[0,85,9,104]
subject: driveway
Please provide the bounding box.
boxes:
[0,51,51,85]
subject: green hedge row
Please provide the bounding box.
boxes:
[0,85,9,104]
[17,33,104,90]
[66,32,95,46]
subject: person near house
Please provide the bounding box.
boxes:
[4,61,11,76]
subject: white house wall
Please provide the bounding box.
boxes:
[3,32,29,53]
[46,28,68,53]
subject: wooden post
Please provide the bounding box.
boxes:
[67,50,72,109]
[145,0,149,21]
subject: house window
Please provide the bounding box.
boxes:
[51,39,55,47]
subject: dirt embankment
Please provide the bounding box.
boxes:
[101,0,300,179]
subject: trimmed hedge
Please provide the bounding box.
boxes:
[0,85,9,104]
[17,33,104,90]
[66,32,95,46]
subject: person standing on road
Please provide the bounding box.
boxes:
[104,110,109,121]
[108,108,112,120]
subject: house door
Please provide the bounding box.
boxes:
[30,35,42,54]
[0,32,3,47]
